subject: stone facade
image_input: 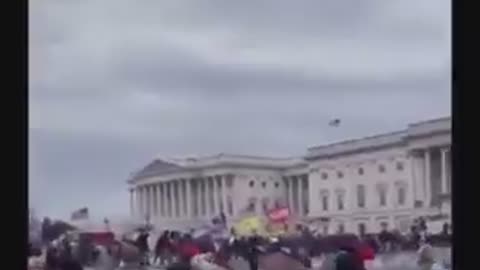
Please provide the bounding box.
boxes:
[127,117,451,233]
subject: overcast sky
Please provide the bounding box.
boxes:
[29,0,451,220]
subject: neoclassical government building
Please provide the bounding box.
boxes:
[127,117,451,235]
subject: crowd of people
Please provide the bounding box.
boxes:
[28,216,451,270]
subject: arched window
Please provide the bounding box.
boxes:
[358,167,364,175]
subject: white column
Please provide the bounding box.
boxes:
[213,175,224,214]
[410,151,418,207]
[447,149,451,192]
[138,186,145,219]
[156,184,161,217]
[144,186,149,219]
[424,149,432,207]
[151,185,157,217]
[136,187,142,219]
[129,188,134,217]
[230,175,237,216]
[183,180,188,217]
[212,176,218,216]
[138,187,142,218]
[167,182,172,218]
[197,179,202,217]
[186,179,192,218]
[177,180,184,218]
[297,176,303,216]
[176,181,181,218]
[221,176,228,217]
[149,185,154,217]
[198,179,204,216]
[202,178,207,216]
[225,174,235,216]
[206,177,212,217]
[441,148,448,194]
[174,181,179,218]
[161,183,166,217]
[288,177,294,213]
[148,185,153,218]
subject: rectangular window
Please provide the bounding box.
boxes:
[379,188,387,206]
[337,194,344,210]
[322,196,329,211]
[398,187,406,205]
[357,185,366,208]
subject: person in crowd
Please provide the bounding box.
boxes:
[410,225,422,250]
[41,218,53,245]
[212,241,233,270]
[154,230,170,266]
[177,234,201,264]
[417,237,435,270]
[378,227,391,252]
[245,234,261,270]
[334,245,365,270]
[419,217,428,233]
[296,246,312,268]
[356,240,375,270]
[163,234,198,270]
[45,245,60,270]
[363,234,379,254]
[135,229,150,266]
[58,244,83,270]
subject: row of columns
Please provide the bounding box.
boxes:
[129,174,235,220]
[412,146,451,208]
[283,174,309,216]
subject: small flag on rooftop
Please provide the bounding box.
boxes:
[328,118,341,127]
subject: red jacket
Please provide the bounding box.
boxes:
[179,243,201,261]
[357,244,375,261]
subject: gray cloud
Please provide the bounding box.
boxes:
[29,0,450,219]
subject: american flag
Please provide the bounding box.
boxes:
[71,207,89,220]
[328,118,341,127]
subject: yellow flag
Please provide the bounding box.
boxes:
[234,216,264,236]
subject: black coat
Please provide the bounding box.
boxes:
[135,233,149,252]
[335,251,365,270]
[59,258,83,270]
